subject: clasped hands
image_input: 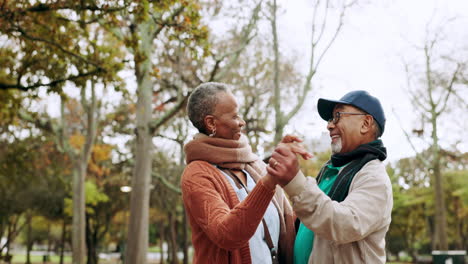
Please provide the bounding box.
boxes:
[266,135,312,187]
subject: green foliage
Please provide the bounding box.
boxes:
[445,170,468,204]
[64,180,110,216]
[0,0,126,92]
[387,152,468,256]
[299,150,332,178]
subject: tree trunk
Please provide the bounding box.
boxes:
[72,162,87,264]
[160,224,165,264]
[125,20,153,264]
[26,213,33,264]
[85,214,98,264]
[5,222,11,260]
[168,213,179,264]
[60,219,66,264]
[182,211,189,264]
[70,80,98,264]
[430,114,448,250]
[271,0,283,145]
[47,222,52,258]
[454,197,462,249]
[0,219,3,258]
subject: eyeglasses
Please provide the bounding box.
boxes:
[328,112,368,124]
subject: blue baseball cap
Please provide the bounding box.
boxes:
[317,90,386,134]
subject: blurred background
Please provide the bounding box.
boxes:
[0,0,467,263]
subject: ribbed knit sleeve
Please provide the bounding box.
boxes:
[181,161,276,251]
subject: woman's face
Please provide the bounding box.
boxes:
[207,92,246,140]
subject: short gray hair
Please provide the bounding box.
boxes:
[187,82,229,133]
[373,120,382,139]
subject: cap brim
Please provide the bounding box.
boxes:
[317,98,347,121]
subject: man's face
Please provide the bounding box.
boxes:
[327,104,367,154]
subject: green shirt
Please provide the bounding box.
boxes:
[293,163,344,264]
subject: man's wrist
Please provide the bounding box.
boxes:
[283,170,307,197]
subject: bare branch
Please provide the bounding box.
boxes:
[213,1,262,81]
[452,89,468,109]
[408,89,431,114]
[313,3,346,70]
[436,63,460,115]
[424,43,437,110]
[312,0,329,46]
[284,1,347,124]
[392,108,430,168]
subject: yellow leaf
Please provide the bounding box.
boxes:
[69,133,85,150]
[92,144,112,162]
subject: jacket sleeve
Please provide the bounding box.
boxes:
[181,166,276,250]
[283,160,392,244]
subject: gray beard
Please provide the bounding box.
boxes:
[331,137,342,154]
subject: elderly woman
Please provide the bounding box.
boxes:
[181,82,310,264]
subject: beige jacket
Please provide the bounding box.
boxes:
[284,159,393,263]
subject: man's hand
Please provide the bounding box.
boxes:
[266,145,300,187]
[279,134,313,160]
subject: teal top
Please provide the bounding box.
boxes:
[293,163,344,264]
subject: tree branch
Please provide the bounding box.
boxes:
[4,2,127,15]
[436,63,460,115]
[392,108,430,168]
[313,2,346,70]
[13,26,105,71]
[0,69,102,91]
[213,1,262,81]
[153,173,181,194]
[149,95,189,134]
[152,5,186,39]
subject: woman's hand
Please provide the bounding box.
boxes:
[279,134,313,160]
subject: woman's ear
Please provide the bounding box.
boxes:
[204,115,216,133]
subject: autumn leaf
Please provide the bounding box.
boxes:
[69,133,85,150]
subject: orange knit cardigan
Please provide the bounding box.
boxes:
[181,160,295,264]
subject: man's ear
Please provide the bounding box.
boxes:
[204,115,216,133]
[360,115,373,135]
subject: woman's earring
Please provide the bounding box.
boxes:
[209,128,216,137]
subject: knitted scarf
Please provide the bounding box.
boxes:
[317,140,387,202]
[184,133,264,174]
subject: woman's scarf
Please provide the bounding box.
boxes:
[185,133,259,170]
[184,132,283,219]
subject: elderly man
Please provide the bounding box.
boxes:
[267,90,393,263]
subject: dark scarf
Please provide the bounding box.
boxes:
[317,140,387,202]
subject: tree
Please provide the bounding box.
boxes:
[386,158,432,261]
[1,2,125,263]
[402,33,466,250]
[387,149,468,259]
[99,1,263,262]
[268,0,355,144]
[96,2,209,262]
[0,131,70,260]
